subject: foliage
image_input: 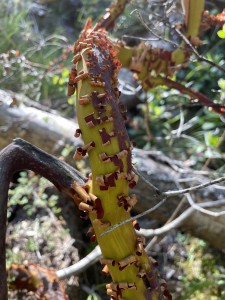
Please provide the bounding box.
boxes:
[217,24,225,39]
[129,83,225,170]
[177,234,225,299]
[0,0,72,105]
[0,0,110,105]
[8,171,60,218]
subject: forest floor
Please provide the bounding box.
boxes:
[6,174,225,299]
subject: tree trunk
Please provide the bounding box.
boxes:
[1,89,225,250]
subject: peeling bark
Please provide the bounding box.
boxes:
[1,91,225,251]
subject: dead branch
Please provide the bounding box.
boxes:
[175,27,225,74]
[164,176,225,197]
[56,246,101,280]
[139,199,225,238]
[101,176,225,236]
[0,138,86,299]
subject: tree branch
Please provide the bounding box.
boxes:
[56,246,102,280]
[164,176,225,197]
[139,199,225,238]
[0,138,86,299]
[101,176,225,237]
[156,76,225,115]
[175,27,225,74]
[185,193,225,217]
[95,0,130,31]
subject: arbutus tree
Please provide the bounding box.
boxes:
[1,0,225,299]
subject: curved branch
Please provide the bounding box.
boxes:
[0,138,86,299]
[139,199,225,238]
[102,175,225,237]
[175,27,225,74]
[56,246,102,280]
[156,76,225,115]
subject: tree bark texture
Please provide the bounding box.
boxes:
[1,90,225,251]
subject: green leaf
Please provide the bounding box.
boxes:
[62,69,70,78]
[52,75,59,85]
[217,30,225,39]
[87,295,98,300]
[67,97,75,105]
[218,79,225,90]
[59,78,65,85]
[207,133,219,147]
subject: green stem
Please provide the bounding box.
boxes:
[69,20,170,300]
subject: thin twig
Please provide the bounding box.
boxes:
[81,284,103,300]
[139,199,225,238]
[175,27,225,74]
[176,107,184,137]
[132,9,181,49]
[164,176,225,197]
[122,34,159,41]
[100,197,167,236]
[101,176,225,236]
[144,101,153,142]
[186,193,225,217]
[57,246,101,279]
[133,167,162,195]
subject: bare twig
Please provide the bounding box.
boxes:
[176,107,185,138]
[186,193,225,217]
[132,9,181,49]
[133,167,162,195]
[175,27,225,74]
[101,176,225,237]
[139,199,225,238]
[122,34,159,41]
[81,284,103,300]
[101,197,167,236]
[57,246,101,280]
[164,176,225,197]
